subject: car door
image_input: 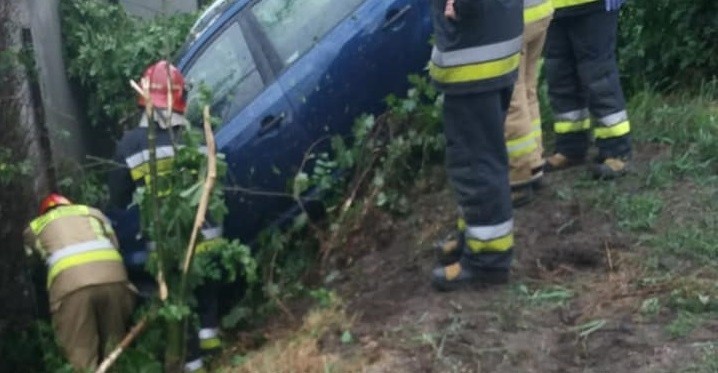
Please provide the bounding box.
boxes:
[182,17,311,242]
[247,0,432,145]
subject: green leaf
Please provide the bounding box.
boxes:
[340,330,353,344]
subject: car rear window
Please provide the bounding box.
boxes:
[251,0,364,66]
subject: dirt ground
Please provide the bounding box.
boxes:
[310,145,715,373]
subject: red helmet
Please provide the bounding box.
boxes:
[39,193,71,215]
[137,60,187,114]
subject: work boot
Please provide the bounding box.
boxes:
[544,153,585,172]
[592,157,629,180]
[433,232,464,266]
[510,171,543,208]
[431,260,509,292]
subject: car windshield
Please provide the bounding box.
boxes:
[176,0,237,59]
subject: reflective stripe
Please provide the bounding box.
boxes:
[47,249,122,288]
[429,53,520,84]
[594,121,630,139]
[524,0,553,24]
[596,110,628,127]
[46,239,114,266]
[129,157,175,182]
[555,109,589,121]
[89,218,105,237]
[553,0,599,9]
[467,234,514,252]
[199,327,219,340]
[184,358,204,372]
[466,219,514,241]
[196,238,222,254]
[125,146,175,169]
[431,35,523,67]
[507,125,542,159]
[201,227,223,240]
[200,337,221,350]
[457,218,467,232]
[554,119,591,134]
[30,206,90,235]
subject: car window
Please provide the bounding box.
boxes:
[185,22,263,123]
[251,0,364,66]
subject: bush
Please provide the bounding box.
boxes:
[618,0,718,92]
[60,0,195,139]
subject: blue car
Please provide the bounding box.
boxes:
[114,0,432,267]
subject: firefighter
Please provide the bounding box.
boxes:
[24,193,135,371]
[544,0,632,179]
[429,0,523,291]
[107,60,221,372]
[505,0,554,205]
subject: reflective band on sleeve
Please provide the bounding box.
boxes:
[552,0,599,9]
[467,234,514,252]
[594,121,630,139]
[30,206,90,235]
[430,53,521,84]
[196,238,223,254]
[47,249,122,288]
[201,227,223,240]
[46,238,115,266]
[554,119,591,134]
[596,110,628,127]
[524,0,553,24]
[555,109,589,122]
[200,337,222,350]
[466,219,514,241]
[431,36,523,67]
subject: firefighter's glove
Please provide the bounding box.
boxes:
[605,0,625,11]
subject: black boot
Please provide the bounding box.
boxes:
[433,232,464,266]
[431,258,509,292]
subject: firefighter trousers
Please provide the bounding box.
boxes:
[444,89,514,272]
[545,10,632,160]
[505,16,552,186]
[52,282,135,370]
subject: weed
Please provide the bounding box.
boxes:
[615,192,664,231]
[516,284,574,309]
[666,311,704,338]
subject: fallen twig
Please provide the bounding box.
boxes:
[95,317,150,373]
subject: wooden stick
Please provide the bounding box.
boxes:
[94,317,150,373]
[181,105,217,275]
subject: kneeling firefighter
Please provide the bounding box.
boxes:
[108,60,223,372]
[428,0,523,290]
[24,194,136,371]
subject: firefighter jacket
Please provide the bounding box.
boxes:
[24,205,129,309]
[108,115,224,251]
[552,0,603,18]
[429,0,523,95]
[524,0,553,24]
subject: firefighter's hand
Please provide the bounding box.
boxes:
[444,0,457,20]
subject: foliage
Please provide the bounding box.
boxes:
[618,0,718,92]
[60,0,195,138]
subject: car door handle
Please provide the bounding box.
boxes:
[258,113,285,136]
[383,5,412,30]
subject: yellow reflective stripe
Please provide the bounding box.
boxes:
[30,206,90,235]
[196,238,223,254]
[89,219,105,237]
[554,119,591,134]
[199,337,221,350]
[47,249,122,288]
[524,0,553,23]
[429,53,520,84]
[457,218,467,232]
[129,158,175,182]
[467,234,514,253]
[552,0,598,9]
[594,121,630,139]
[507,127,542,159]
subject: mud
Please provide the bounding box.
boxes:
[321,144,714,372]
